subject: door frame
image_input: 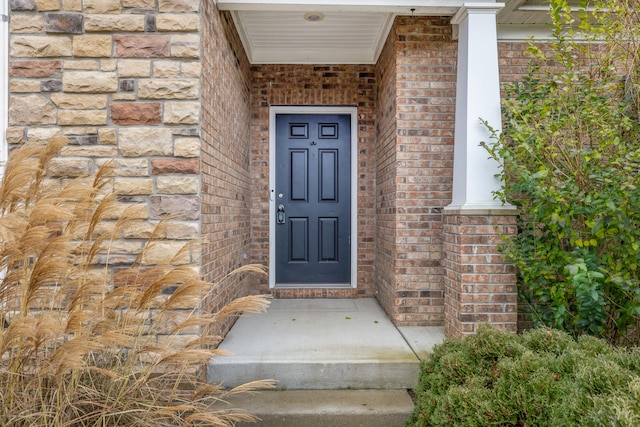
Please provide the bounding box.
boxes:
[269,106,358,289]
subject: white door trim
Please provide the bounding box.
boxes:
[268,106,358,289]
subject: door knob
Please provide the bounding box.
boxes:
[277,204,286,224]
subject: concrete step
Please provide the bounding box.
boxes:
[207,299,441,390]
[225,389,414,427]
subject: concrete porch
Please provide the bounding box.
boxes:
[208,298,444,426]
[207,298,444,390]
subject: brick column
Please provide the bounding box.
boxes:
[443,209,518,339]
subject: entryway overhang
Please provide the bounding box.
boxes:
[215,0,560,65]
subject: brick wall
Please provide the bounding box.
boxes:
[372,17,456,326]
[200,6,253,335]
[374,18,398,323]
[250,64,377,298]
[443,210,518,338]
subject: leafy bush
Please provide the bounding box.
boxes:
[406,325,640,427]
[0,136,273,426]
[484,0,640,344]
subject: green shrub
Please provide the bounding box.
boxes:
[406,325,640,427]
[484,0,640,344]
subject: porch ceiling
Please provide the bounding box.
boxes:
[216,0,561,64]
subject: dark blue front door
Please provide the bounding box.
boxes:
[275,114,351,285]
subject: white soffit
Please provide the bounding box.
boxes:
[232,10,395,64]
[216,0,468,64]
[216,1,565,64]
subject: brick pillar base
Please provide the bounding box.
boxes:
[443,209,518,339]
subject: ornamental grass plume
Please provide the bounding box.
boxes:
[0,134,274,426]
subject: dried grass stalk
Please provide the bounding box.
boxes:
[0,135,274,426]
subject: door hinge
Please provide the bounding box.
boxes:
[1,15,8,22]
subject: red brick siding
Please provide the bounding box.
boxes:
[250,65,377,298]
[375,17,456,326]
[443,210,518,338]
[200,5,253,335]
[374,19,399,323]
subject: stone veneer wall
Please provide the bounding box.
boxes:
[200,5,254,336]
[249,64,377,298]
[7,0,203,343]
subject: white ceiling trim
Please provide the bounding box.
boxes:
[216,0,480,14]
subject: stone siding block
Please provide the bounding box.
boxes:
[84,14,145,32]
[58,109,108,125]
[156,14,200,32]
[62,0,82,11]
[151,195,200,220]
[153,61,180,78]
[73,35,113,57]
[123,0,156,7]
[151,158,198,174]
[47,158,91,177]
[157,176,198,194]
[61,145,118,157]
[10,0,37,11]
[119,128,173,156]
[44,12,83,33]
[138,79,199,99]
[159,0,199,12]
[83,0,121,13]
[111,102,161,125]
[10,80,41,92]
[98,128,116,144]
[11,35,73,57]
[163,101,200,124]
[174,137,199,157]
[114,178,154,195]
[96,158,149,177]
[169,34,199,58]
[36,0,60,11]
[41,79,62,92]
[51,93,108,109]
[9,60,61,78]
[10,15,44,32]
[62,71,118,92]
[114,35,169,57]
[9,94,57,125]
[26,127,59,143]
[117,59,151,77]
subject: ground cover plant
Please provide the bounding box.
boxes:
[484,0,640,344]
[406,325,640,427]
[0,135,273,426]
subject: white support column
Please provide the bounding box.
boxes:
[447,2,514,211]
[0,1,8,178]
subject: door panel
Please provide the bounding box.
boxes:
[275,114,351,284]
[290,150,308,201]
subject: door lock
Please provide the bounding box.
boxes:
[277,204,286,224]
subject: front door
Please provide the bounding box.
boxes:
[275,114,351,285]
